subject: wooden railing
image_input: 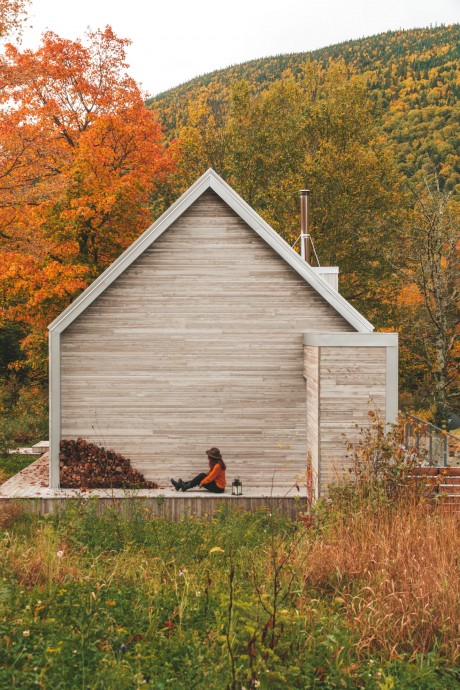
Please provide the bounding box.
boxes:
[403,414,460,467]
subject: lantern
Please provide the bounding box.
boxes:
[232,477,243,496]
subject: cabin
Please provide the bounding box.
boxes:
[48,169,398,498]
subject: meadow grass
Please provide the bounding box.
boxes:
[0,498,459,689]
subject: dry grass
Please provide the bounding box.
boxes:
[0,499,26,528]
[298,504,460,661]
[1,521,80,587]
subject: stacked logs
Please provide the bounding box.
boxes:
[59,438,158,489]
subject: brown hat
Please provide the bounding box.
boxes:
[206,447,222,460]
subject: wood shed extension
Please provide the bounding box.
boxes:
[48,169,398,495]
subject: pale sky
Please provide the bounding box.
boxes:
[18,0,460,97]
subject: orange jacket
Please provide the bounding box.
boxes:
[200,463,226,489]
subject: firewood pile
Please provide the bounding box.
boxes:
[59,438,158,489]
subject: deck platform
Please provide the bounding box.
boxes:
[0,454,309,519]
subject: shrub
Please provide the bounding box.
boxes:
[330,410,436,512]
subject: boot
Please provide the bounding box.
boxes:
[180,480,193,492]
[170,478,184,491]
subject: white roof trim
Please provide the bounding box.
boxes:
[304,333,397,347]
[49,169,374,334]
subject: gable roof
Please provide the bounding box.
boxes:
[49,169,373,334]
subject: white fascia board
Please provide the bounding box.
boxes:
[386,344,399,424]
[49,168,373,334]
[49,330,61,488]
[311,267,339,274]
[304,333,398,347]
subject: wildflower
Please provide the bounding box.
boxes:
[120,643,127,653]
[23,630,30,637]
[56,550,64,558]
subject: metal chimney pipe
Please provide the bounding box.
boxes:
[300,189,311,263]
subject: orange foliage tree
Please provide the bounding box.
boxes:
[0,0,29,39]
[0,27,174,383]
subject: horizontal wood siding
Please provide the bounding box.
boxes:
[318,346,386,490]
[61,191,354,490]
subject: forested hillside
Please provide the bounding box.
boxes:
[148,24,459,194]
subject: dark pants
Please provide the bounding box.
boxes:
[186,473,224,493]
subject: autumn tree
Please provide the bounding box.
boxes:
[0,0,29,40]
[0,27,174,392]
[173,61,403,323]
[171,82,229,187]
[389,174,459,425]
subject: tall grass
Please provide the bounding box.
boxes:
[1,416,459,688]
[0,499,458,689]
[299,505,460,661]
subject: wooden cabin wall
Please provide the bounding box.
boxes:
[60,190,354,491]
[318,346,387,492]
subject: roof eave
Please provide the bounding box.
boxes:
[207,173,373,333]
[49,168,373,334]
[48,170,215,333]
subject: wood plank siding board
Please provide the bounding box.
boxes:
[318,346,387,489]
[59,191,355,490]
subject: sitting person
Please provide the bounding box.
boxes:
[171,447,226,493]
